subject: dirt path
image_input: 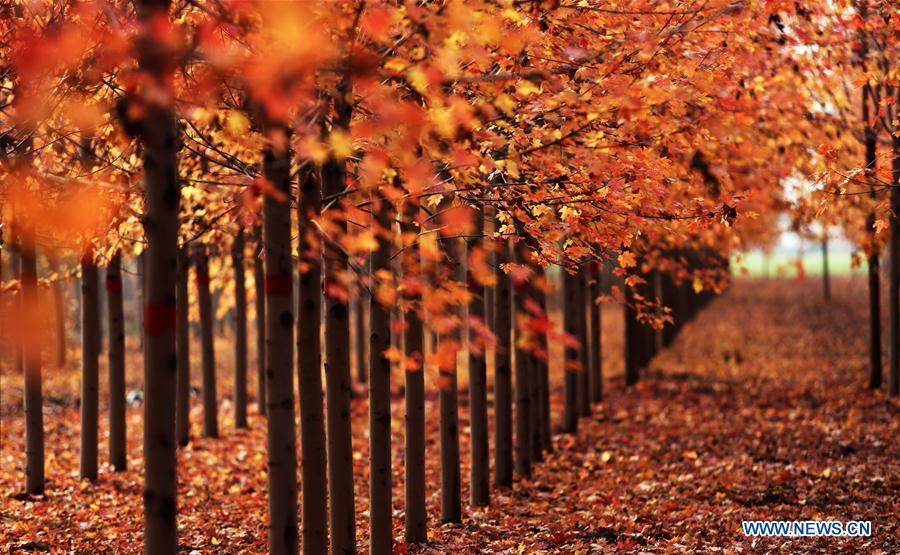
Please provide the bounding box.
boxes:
[1,278,897,553]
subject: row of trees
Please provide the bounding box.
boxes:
[1,0,896,553]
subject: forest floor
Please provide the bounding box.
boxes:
[1,277,898,553]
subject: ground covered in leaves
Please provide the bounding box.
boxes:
[1,277,898,553]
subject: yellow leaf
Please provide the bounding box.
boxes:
[618,251,637,268]
[328,130,354,160]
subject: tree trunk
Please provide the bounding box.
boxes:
[562,269,579,434]
[624,284,640,387]
[47,251,67,367]
[233,229,248,428]
[135,2,181,546]
[80,245,100,480]
[493,239,513,487]
[323,94,356,554]
[254,225,267,415]
[861,36,882,391]
[576,268,590,416]
[196,248,218,438]
[890,123,900,396]
[368,192,394,551]
[821,237,831,302]
[588,263,603,403]
[175,247,190,447]
[403,207,427,543]
[263,133,300,555]
[21,226,44,494]
[296,165,328,554]
[513,251,532,478]
[534,267,552,453]
[467,211,490,506]
[107,250,127,471]
[438,236,463,522]
[355,286,367,384]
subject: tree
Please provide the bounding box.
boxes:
[175,246,190,447]
[367,190,393,553]
[467,207,490,506]
[132,1,182,550]
[262,128,299,555]
[403,201,427,542]
[79,243,100,480]
[323,94,356,554]
[493,238,513,487]
[106,249,126,471]
[253,225,266,415]
[195,247,218,438]
[297,165,328,555]
[232,229,248,429]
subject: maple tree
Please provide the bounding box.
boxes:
[1,0,898,553]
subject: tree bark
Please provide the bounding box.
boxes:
[21,226,44,494]
[403,206,427,543]
[624,283,641,387]
[107,249,127,471]
[576,268,590,416]
[254,225,267,415]
[493,239,513,487]
[135,2,181,546]
[860,16,882,391]
[295,166,328,554]
[323,93,356,554]
[354,286,367,385]
[233,229,248,428]
[513,250,532,478]
[196,248,218,438]
[439,236,463,522]
[534,267,552,453]
[467,210,490,506]
[368,192,394,551]
[80,245,100,480]
[588,263,603,403]
[821,237,831,302]
[263,133,300,555]
[175,247,190,447]
[890,118,900,396]
[562,269,579,434]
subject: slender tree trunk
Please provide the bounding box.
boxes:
[439,236,463,522]
[196,249,218,438]
[588,263,603,403]
[107,250,127,471]
[355,286,367,385]
[323,94,356,554]
[860,21,882,391]
[296,166,328,554]
[21,226,44,494]
[467,210,490,506]
[576,268,590,416]
[47,251,67,367]
[513,252,532,478]
[368,192,393,551]
[890,123,900,396]
[821,237,831,302]
[624,284,640,387]
[263,132,300,555]
[493,239,513,487]
[402,203,427,542]
[535,267,552,453]
[80,244,100,480]
[562,269,579,434]
[233,229,248,428]
[175,247,190,447]
[254,225,267,415]
[135,2,181,546]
